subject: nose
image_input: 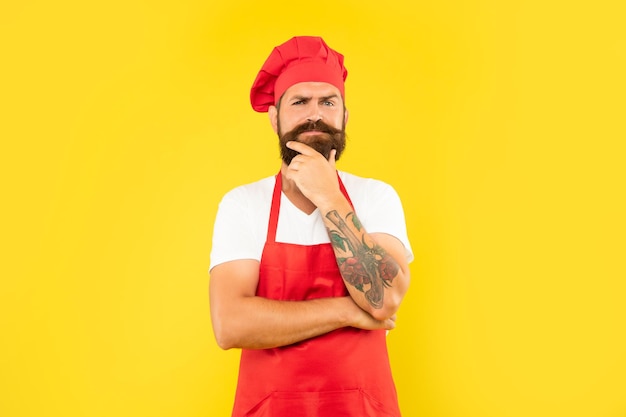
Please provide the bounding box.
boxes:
[305,102,322,123]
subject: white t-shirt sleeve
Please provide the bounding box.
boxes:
[209,185,269,271]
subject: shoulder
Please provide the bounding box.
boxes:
[210,175,275,270]
[337,171,399,200]
[219,175,275,207]
[338,171,413,263]
[214,174,275,227]
[338,170,394,188]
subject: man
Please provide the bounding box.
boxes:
[209,36,413,417]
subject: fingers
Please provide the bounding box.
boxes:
[380,314,397,331]
[384,319,396,331]
[286,140,317,156]
[357,308,398,331]
[344,295,399,331]
[286,141,336,176]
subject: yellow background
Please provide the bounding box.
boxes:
[2,1,625,416]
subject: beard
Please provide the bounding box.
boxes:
[278,119,347,165]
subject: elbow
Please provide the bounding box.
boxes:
[370,301,400,321]
[210,292,244,350]
[370,309,389,322]
[215,335,236,351]
[211,315,238,350]
[370,271,409,322]
[213,325,237,350]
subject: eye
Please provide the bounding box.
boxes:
[322,101,335,106]
[292,100,304,105]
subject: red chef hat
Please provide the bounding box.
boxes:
[250,36,348,112]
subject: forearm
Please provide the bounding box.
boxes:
[318,195,410,321]
[211,294,351,350]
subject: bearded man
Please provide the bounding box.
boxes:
[209,36,413,417]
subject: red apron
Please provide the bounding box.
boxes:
[232,173,401,417]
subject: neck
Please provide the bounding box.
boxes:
[280,163,317,215]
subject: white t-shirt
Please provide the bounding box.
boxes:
[209,171,413,271]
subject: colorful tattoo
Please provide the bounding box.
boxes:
[326,210,400,309]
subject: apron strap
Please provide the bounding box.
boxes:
[267,173,282,243]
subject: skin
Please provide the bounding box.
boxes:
[209,82,410,350]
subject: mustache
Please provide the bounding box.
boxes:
[278,119,346,165]
[288,120,343,137]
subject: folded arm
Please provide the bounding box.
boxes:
[209,259,396,350]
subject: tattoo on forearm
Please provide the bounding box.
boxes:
[325,210,400,309]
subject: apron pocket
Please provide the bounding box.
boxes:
[244,389,395,417]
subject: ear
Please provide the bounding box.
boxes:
[343,107,349,126]
[268,105,278,134]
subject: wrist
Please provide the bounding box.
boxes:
[335,296,356,327]
[316,191,350,216]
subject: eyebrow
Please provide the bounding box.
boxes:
[289,95,310,102]
[320,94,340,102]
[289,94,340,102]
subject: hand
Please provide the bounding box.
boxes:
[342,296,397,331]
[284,141,343,209]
